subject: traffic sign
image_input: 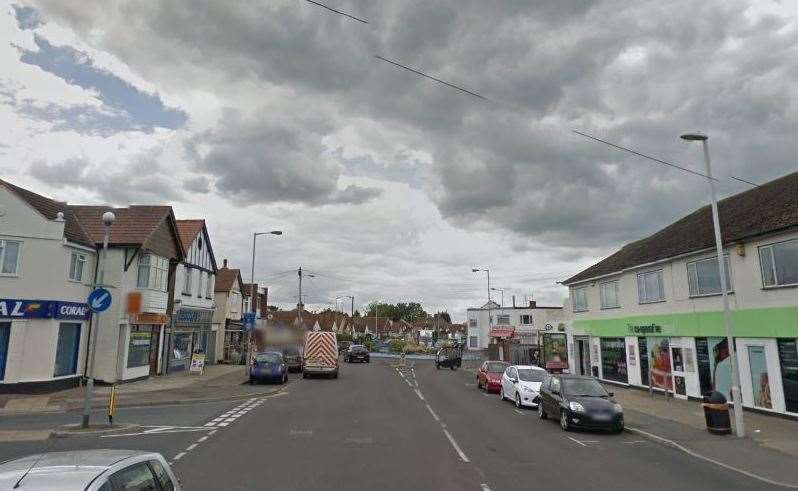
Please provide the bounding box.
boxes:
[87,288,112,313]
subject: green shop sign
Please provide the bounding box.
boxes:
[574,306,798,338]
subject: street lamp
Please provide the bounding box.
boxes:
[473,268,492,335]
[680,132,745,437]
[491,288,505,308]
[248,231,282,372]
[81,211,115,429]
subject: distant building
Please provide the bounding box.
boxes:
[213,260,244,364]
[466,299,564,354]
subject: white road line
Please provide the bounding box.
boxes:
[623,440,646,444]
[198,436,209,443]
[217,422,229,427]
[567,436,587,447]
[442,428,470,462]
[204,423,216,427]
[172,452,186,461]
[208,430,218,435]
[185,443,198,451]
[482,393,493,397]
[480,484,491,491]
[425,404,441,422]
[414,389,425,401]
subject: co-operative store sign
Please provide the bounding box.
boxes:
[0,298,91,320]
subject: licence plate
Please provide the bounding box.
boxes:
[593,413,612,421]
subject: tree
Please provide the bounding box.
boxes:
[365,301,429,322]
[354,310,361,318]
[435,311,451,324]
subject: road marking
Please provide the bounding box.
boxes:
[172,452,186,461]
[198,436,209,442]
[425,404,441,422]
[513,409,526,415]
[217,422,229,427]
[567,436,587,447]
[290,429,313,436]
[442,428,470,462]
[344,437,373,444]
[482,393,493,397]
[185,443,198,451]
[414,389,425,401]
[480,484,492,491]
[623,440,646,444]
[208,430,218,435]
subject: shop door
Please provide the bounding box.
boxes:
[0,322,9,380]
[747,346,772,409]
[148,327,160,376]
[576,339,591,376]
[638,337,649,386]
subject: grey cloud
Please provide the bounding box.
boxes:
[329,184,382,205]
[12,4,44,29]
[182,175,211,194]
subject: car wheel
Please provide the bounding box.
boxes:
[366,359,370,363]
[538,403,547,420]
[450,365,456,370]
[560,411,571,431]
[515,392,522,408]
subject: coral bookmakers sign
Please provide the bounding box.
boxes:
[0,298,90,320]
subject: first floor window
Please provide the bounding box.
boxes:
[520,314,533,325]
[468,318,477,328]
[137,253,151,288]
[127,325,153,368]
[0,240,20,275]
[572,286,588,311]
[688,255,732,296]
[760,239,798,287]
[206,274,213,298]
[637,270,665,303]
[182,267,192,295]
[496,314,510,324]
[54,323,81,377]
[600,280,620,308]
[469,336,478,348]
[69,252,86,282]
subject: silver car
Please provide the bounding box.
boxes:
[0,449,180,490]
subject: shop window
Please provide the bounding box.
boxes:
[637,270,665,303]
[127,326,153,368]
[748,346,772,409]
[68,252,86,282]
[599,338,628,383]
[777,339,798,414]
[760,239,798,287]
[54,323,81,377]
[0,323,9,380]
[572,286,588,312]
[599,280,620,309]
[687,255,732,296]
[0,240,20,276]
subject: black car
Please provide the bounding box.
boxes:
[345,345,370,363]
[282,345,302,372]
[435,346,462,370]
[538,374,624,432]
[338,341,352,354]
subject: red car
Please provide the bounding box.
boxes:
[477,361,510,393]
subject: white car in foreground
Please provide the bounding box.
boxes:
[500,365,547,408]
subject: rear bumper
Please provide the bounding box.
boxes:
[303,365,338,374]
[348,356,369,362]
[250,372,284,381]
[485,381,501,393]
[285,362,302,371]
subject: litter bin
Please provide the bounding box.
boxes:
[702,391,731,435]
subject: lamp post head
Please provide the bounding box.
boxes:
[680,132,708,142]
[270,230,283,235]
[472,268,480,273]
[101,211,116,227]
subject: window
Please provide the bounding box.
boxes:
[110,462,158,491]
[206,274,213,298]
[468,318,477,328]
[137,253,150,288]
[496,314,510,324]
[600,280,620,309]
[469,336,478,348]
[127,326,153,368]
[687,255,732,296]
[148,459,175,491]
[0,240,20,275]
[637,270,665,303]
[198,271,204,297]
[520,315,532,325]
[68,252,86,282]
[53,323,81,377]
[600,337,628,383]
[182,267,192,295]
[572,286,588,312]
[760,239,798,287]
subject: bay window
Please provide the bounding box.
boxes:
[760,239,798,287]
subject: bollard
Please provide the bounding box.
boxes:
[107,385,117,425]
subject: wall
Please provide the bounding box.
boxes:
[466,305,565,350]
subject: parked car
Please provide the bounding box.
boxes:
[250,351,288,384]
[476,361,510,393]
[338,341,352,354]
[303,331,339,379]
[435,346,462,370]
[0,449,180,490]
[538,374,624,432]
[500,365,546,408]
[345,345,370,363]
[281,345,303,372]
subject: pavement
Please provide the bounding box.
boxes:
[0,359,794,490]
[0,364,280,415]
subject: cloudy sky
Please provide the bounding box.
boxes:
[2,0,797,319]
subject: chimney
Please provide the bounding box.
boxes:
[512,295,516,308]
[222,258,228,268]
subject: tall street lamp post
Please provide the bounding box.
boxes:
[81,211,115,429]
[491,288,505,308]
[472,268,492,337]
[681,132,745,438]
[249,231,282,373]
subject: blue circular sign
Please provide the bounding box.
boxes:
[87,288,112,313]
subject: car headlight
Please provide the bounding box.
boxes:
[613,403,623,413]
[569,401,586,412]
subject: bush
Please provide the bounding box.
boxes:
[390,339,406,353]
[362,338,375,352]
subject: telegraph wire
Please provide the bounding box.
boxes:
[303,0,368,24]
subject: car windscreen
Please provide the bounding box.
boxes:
[485,362,509,373]
[517,369,545,382]
[255,353,282,363]
[351,347,367,353]
[562,378,608,397]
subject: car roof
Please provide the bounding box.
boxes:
[552,374,595,379]
[0,450,156,490]
[511,365,545,371]
[257,350,282,356]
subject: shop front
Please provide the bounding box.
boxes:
[166,307,215,374]
[223,320,245,364]
[125,313,169,380]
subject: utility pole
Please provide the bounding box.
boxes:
[298,267,303,327]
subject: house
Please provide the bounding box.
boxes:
[466,299,564,357]
[562,171,798,416]
[213,260,244,364]
[170,220,218,372]
[69,204,185,383]
[0,180,96,391]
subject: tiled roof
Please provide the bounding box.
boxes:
[175,219,204,254]
[564,171,798,285]
[0,179,93,247]
[69,205,174,246]
[215,267,242,292]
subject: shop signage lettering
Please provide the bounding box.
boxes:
[627,323,662,334]
[0,299,90,320]
[176,308,213,325]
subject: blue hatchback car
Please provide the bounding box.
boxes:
[250,351,288,385]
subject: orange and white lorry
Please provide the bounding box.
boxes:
[302,331,339,379]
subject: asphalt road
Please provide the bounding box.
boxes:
[0,360,778,490]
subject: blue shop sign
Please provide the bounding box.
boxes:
[175,307,214,325]
[0,299,91,320]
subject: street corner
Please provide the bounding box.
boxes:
[51,423,141,439]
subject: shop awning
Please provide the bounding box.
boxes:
[489,326,515,338]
